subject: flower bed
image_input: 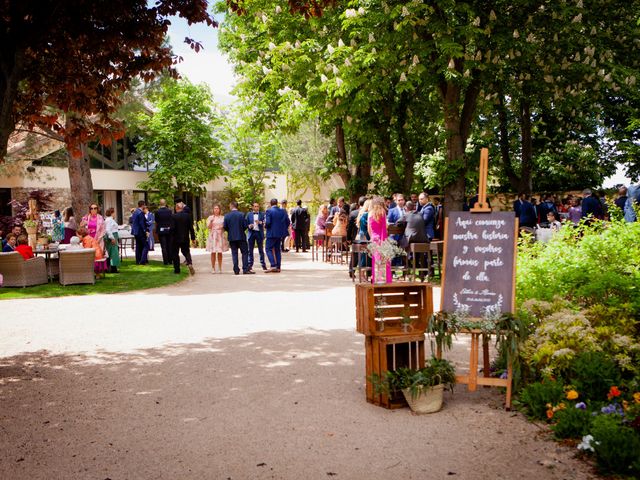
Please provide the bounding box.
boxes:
[515,218,640,476]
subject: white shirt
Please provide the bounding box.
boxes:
[105,217,119,239]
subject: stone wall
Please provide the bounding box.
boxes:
[11,187,73,215]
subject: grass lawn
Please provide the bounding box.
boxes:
[0,259,188,300]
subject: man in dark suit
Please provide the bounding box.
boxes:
[172,202,195,275]
[280,199,290,252]
[265,198,289,272]
[290,200,310,253]
[246,201,267,271]
[154,198,173,265]
[581,188,604,221]
[224,201,252,275]
[418,193,436,240]
[130,200,149,265]
[515,194,537,228]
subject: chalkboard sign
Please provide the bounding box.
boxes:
[441,212,518,317]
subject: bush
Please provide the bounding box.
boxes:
[569,351,621,402]
[517,219,640,313]
[591,414,640,475]
[551,404,593,439]
[519,378,565,421]
[194,219,209,248]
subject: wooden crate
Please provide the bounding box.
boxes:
[365,334,426,409]
[355,283,433,336]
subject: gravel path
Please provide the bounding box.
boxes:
[0,250,597,479]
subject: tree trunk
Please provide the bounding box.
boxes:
[440,74,481,212]
[497,92,526,193]
[335,123,352,189]
[519,98,534,194]
[0,48,25,161]
[351,142,372,201]
[68,144,94,218]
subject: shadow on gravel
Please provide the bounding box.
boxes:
[0,329,595,480]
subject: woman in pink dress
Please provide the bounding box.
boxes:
[368,196,392,283]
[206,205,228,273]
[80,203,106,252]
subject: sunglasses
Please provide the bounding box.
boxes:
[90,207,98,210]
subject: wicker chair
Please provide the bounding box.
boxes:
[58,249,96,286]
[0,252,48,287]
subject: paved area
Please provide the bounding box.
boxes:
[0,250,596,479]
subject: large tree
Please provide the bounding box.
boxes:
[0,0,215,214]
[135,79,224,199]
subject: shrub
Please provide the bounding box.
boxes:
[194,219,209,248]
[551,404,593,439]
[569,351,621,402]
[590,414,640,475]
[519,378,565,421]
[522,308,600,378]
[517,219,640,313]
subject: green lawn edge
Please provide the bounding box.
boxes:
[0,259,189,300]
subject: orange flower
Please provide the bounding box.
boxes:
[546,409,554,420]
[634,392,640,404]
[566,390,579,400]
[607,386,621,400]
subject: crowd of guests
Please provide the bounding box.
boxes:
[513,185,640,231]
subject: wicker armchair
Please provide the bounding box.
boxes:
[58,249,96,286]
[0,252,48,287]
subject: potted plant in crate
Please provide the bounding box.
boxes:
[23,219,38,235]
[372,357,456,414]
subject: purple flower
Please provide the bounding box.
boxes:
[575,402,587,410]
[600,403,623,415]
[499,371,508,379]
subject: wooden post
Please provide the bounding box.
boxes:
[470,148,492,213]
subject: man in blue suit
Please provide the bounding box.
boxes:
[224,201,253,275]
[246,201,267,271]
[265,198,290,273]
[130,200,149,265]
[418,193,436,240]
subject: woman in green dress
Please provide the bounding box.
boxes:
[104,207,121,273]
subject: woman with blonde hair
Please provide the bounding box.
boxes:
[206,204,228,273]
[368,196,391,283]
[315,204,329,236]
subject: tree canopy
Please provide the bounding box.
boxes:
[0,0,215,161]
[219,0,640,204]
[135,79,224,198]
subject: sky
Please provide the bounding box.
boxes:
[166,15,237,105]
[165,15,630,188]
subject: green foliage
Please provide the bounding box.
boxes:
[551,405,593,440]
[517,219,640,311]
[518,378,565,421]
[569,352,621,403]
[223,107,279,209]
[279,120,333,202]
[194,219,209,249]
[134,78,224,198]
[590,414,640,476]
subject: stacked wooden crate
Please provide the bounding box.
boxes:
[355,283,434,409]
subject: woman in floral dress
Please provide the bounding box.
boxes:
[206,205,228,273]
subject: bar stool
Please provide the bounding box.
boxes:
[351,243,371,283]
[408,243,431,282]
[311,233,325,261]
[329,235,347,264]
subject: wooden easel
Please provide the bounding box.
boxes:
[440,148,516,409]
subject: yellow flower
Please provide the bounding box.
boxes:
[634,392,640,404]
[566,390,579,400]
[623,400,629,411]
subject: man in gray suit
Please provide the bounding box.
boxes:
[403,201,429,275]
